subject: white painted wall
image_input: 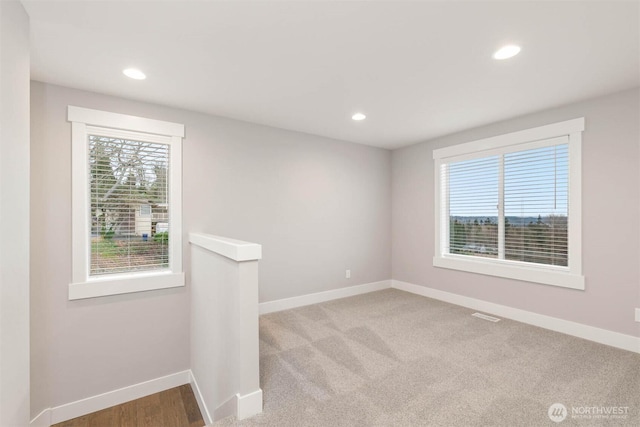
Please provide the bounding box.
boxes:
[189,234,262,423]
[30,59,639,424]
[29,82,391,418]
[190,245,239,423]
[0,1,31,425]
[182,104,392,302]
[392,88,640,338]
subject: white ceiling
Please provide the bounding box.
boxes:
[22,1,639,149]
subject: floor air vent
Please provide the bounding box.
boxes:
[472,312,501,322]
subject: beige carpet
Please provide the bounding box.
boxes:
[215,289,639,426]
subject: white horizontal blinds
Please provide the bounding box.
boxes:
[89,135,170,275]
[447,156,500,258]
[504,144,569,266]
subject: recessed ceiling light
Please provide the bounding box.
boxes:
[352,113,366,121]
[123,68,146,80]
[493,45,521,60]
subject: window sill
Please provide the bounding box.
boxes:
[69,271,185,300]
[433,255,584,290]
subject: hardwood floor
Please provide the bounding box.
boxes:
[52,385,205,427]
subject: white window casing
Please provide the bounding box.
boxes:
[68,106,185,299]
[433,118,585,290]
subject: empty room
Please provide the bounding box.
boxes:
[1,1,639,426]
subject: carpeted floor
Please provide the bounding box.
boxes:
[215,289,639,426]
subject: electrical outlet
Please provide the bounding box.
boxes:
[346,269,351,279]
[635,308,640,323]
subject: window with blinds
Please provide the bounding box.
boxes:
[89,135,170,275]
[504,144,568,266]
[446,143,568,267]
[448,155,500,259]
[69,106,184,300]
[433,118,584,290]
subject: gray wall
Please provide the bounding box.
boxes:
[392,88,640,337]
[30,82,391,414]
[0,1,31,425]
[31,75,638,419]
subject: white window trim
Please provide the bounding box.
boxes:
[68,106,185,300]
[433,118,585,290]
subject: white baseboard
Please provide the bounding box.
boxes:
[259,280,392,314]
[190,371,213,425]
[31,370,191,426]
[30,408,51,427]
[193,381,262,423]
[31,280,636,427]
[212,394,237,422]
[237,389,263,420]
[392,280,640,354]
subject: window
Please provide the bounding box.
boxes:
[69,106,185,299]
[433,118,584,290]
[139,204,152,216]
